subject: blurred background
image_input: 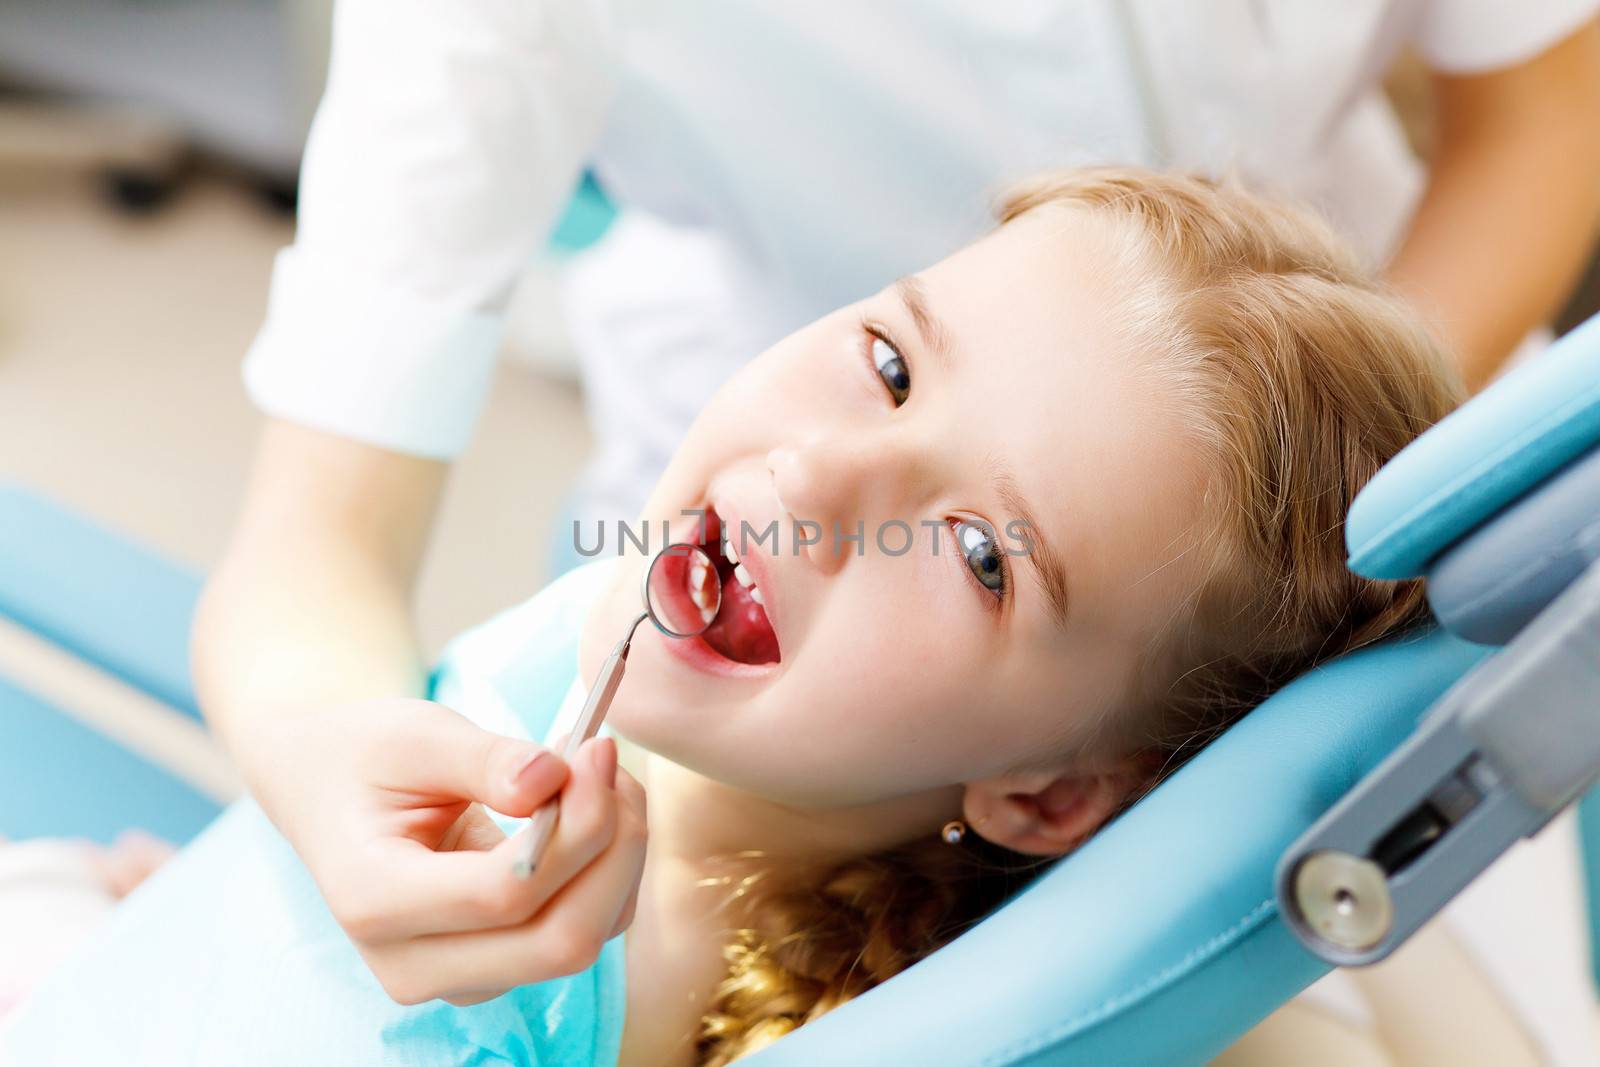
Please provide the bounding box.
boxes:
[3,7,1598,653]
[4,5,1600,650]
[0,0,599,654]
[2,7,1600,1062]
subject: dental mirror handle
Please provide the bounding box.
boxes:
[513,612,646,879]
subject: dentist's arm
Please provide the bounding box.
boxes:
[194,0,629,1001]
[191,419,444,778]
[1386,17,1600,392]
[192,420,646,1006]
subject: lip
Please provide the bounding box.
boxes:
[654,495,785,680]
[658,625,778,679]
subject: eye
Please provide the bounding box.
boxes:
[952,518,1007,598]
[865,325,911,406]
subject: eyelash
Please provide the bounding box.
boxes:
[859,318,910,406]
[855,318,1010,609]
[949,517,1011,610]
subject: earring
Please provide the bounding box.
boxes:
[941,819,967,844]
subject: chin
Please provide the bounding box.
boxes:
[598,686,697,769]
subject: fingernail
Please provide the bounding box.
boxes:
[510,749,551,790]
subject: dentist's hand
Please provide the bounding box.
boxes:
[192,422,647,1005]
[250,698,647,1006]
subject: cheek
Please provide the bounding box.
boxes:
[782,567,994,774]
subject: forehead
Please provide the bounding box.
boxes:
[919,210,1214,631]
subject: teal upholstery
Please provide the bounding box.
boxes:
[742,629,1487,1065]
[0,484,201,719]
[755,306,1600,1059]
[0,676,217,845]
[1347,313,1600,581]
[3,310,1597,1063]
[0,483,217,844]
[1346,313,1600,997]
[547,171,617,255]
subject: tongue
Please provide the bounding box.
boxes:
[703,577,779,664]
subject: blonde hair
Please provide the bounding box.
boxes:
[696,167,1465,1065]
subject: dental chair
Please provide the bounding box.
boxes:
[2,310,1597,1064]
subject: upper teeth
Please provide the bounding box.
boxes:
[722,533,765,604]
[689,554,715,616]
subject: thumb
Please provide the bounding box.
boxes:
[394,704,571,816]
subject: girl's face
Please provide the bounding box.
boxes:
[584,209,1214,848]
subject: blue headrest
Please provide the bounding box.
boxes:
[750,629,1487,1066]
[1346,315,1600,582]
[759,322,1600,1063]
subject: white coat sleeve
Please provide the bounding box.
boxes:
[1413,0,1600,75]
[242,0,618,457]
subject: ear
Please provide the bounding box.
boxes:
[966,751,1154,858]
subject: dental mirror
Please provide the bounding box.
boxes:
[513,542,721,877]
[642,539,723,638]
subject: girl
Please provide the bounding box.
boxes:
[1,168,1465,1065]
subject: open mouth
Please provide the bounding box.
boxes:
[685,505,781,666]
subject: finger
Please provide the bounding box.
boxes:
[604,770,647,940]
[484,735,618,884]
[340,738,619,941]
[606,881,640,942]
[100,831,177,897]
[376,703,570,817]
[612,765,646,821]
[601,771,646,940]
[375,793,649,1001]
[435,799,631,1011]
[439,804,508,854]
[447,735,589,861]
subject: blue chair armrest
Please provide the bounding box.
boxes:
[0,483,202,717]
[0,676,219,844]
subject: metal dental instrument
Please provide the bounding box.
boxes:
[512,541,723,878]
[1278,557,1600,964]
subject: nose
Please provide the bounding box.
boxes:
[767,434,913,574]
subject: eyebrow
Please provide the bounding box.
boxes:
[893,276,953,370]
[992,459,1073,630]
